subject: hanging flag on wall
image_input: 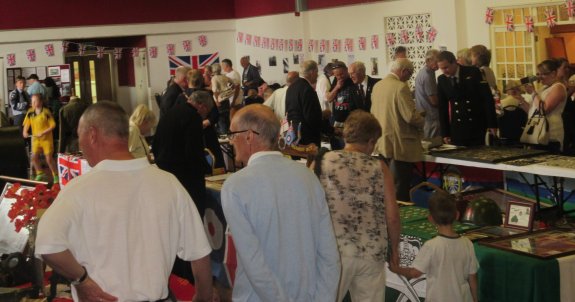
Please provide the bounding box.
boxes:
[132,48,139,58]
[567,0,575,18]
[332,39,341,52]
[427,27,438,43]
[525,15,534,33]
[262,37,270,49]
[371,34,379,49]
[96,46,105,59]
[505,14,515,32]
[26,49,36,62]
[78,44,86,56]
[320,39,328,53]
[182,40,192,52]
[415,24,424,43]
[149,47,158,59]
[198,35,208,47]
[114,48,123,60]
[7,54,15,66]
[288,39,294,51]
[358,37,366,51]
[168,53,220,75]
[237,32,244,43]
[344,38,354,52]
[545,9,557,27]
[297,39,303,52]
[385,33,396,46]
[44,44,55,57]
[245,34,252,46]
[62,41,70,53]
[400,29,410,44]
[485,8,495,24]
[308,39,315,52]
[166,44,176,56]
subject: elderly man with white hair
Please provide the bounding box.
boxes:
[414,49,441,139]
[371,58,425,202]
[160,66,190,118]
[349,61,380,112]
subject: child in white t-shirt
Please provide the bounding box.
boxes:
[391,192,479,302]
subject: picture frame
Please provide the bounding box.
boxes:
[48,66,61,77]
[505,200,535,231]
[479,229,575,259]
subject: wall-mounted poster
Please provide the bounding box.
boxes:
[269,56,277,67]
[371,57,379,76]
[48,66,60,77]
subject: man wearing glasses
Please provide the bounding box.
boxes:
[221,104,340,302]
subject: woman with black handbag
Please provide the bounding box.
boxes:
[527,59,567,153]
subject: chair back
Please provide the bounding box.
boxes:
[498,105,528,141]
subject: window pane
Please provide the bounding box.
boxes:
[516,48,525,62]
[507,64,516,78]
[515,32,524,46]
[73,61,81,99]
[89,60,97,104]
[506,48,516,62]
[495,31,506,46]
[516,64,525,78]
[496,48,506,61]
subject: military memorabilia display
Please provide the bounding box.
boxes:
[480,229,575,259]
[402,219,481,239]
[463,226,525,242]
[430,146,547,164]
[461,196,503,226]
[399,205,429,224]
[505,201,535,231]
[461,188,536,212]
[536,155,575,170]
[504,155,551,166]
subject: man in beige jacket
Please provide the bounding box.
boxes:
[371,58,424,201]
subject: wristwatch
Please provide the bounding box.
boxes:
[70,266,88,286]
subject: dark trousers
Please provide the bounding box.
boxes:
[388,159,415,202]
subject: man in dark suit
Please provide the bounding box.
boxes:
[349,61,380,112]
[285,60,323,147]
[240,56,265,96]
[437,51,497,146]
[160,66,190,119]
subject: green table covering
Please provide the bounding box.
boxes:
[475,244,560,302]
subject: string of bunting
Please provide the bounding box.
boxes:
[484,1,574,32]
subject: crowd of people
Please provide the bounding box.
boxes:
[0,46,570,302]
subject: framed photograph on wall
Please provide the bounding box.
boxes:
[48,66,61,77]
[505,201,535,231]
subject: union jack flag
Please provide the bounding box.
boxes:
[567,0,575,18]
[545,9,557,27]
[288,39,294,51]
[26,49,36,62]
[371,34,379,49]
[168,53,220,76]
[320,39,328,53]
[297,39,303,52]
[525,16,534,33]
[505,14,515,32]
[182,40,192,52]
[245,34,252,46]
[415,24,424,43]
[385,33,396,46]
[427,27,438,43]
[132,47,139,58]
[262,37,270,49]
[270,38,276,50]
[7,53,15,66]
[254,36,261,47]
[96,46,105,59]
[308,39,315,52]
[198,35,208,47]
[78,43,86,56]
[149,47,158,59]
[45,44,55,57]
[58,154,89,186]
[400,29,410,44]
[237,32,244,43]
[166,44,175,56]
[62,41,70,53]
[358,37,366,51]
[485,7,494,24]
[344,38,353,52]
[332,39,341,53]
[114,48,123,60]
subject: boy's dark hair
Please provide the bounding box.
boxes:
[428,191,457,225]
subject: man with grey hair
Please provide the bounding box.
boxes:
[221,104,340,302]
[264,71,299,120]
[372,58,424,202]
[240,56,264,97]
[415,49,441,139]
[160,66,190,118]
[36,102,213,302]
[285,60,323,146]
[349,61,380,112]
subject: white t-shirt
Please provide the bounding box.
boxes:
[36,158,211,301]
[316,74,332,111]
[412,235,478,302]
[264,86,288,120]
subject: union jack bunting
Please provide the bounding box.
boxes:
[332,39,341,53]
[505,14,515,32]
[58,154,91,186]
[545,9,557,27]
[567,0,575,18]
[254,36,261,48]
[198,35,208,47]
[168,53,220,76]
[371,34,379,49]
[400,29,410,44]
[182,40,192,52]
[96,46,105,59]
[166,44,176,56]
[7,53,15,66]
[358,37,366,51]
[278,39,283,51]
[308,39,315,52]
[149,47,158,59]
[288,39,294,51]
[44,44,55,57]
[270,39,276,50]
[485,7,494,24]
[237,32,244,43]
[415,24,424,43]
[132,48,139,58]
[78,43,86,56]
[320,39,329,53]
[297,39,303,52]
[525,16,534,33]
[427,27,438,43]
[262,37,270,49]
[245,34,252,46]
[62,41,70,53]
[26,49,36,62]
[114,48,123,60]
[385,33,396,46]
[344,38,353,52]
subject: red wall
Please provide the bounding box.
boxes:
[234,0,381,18]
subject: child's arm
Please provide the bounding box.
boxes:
[469,273,478,302]
[389,264,424,279]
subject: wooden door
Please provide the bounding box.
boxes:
[545,37,567,60]
[65,54,113,104]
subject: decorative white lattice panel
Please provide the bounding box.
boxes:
[385,13,433,89]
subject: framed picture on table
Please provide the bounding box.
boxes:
[505,201,535,231]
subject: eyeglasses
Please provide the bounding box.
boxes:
[226,129,260,140]
[536,71,552,77]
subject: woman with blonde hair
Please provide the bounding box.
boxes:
[129,104,156,161]
[470,44,498,93]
